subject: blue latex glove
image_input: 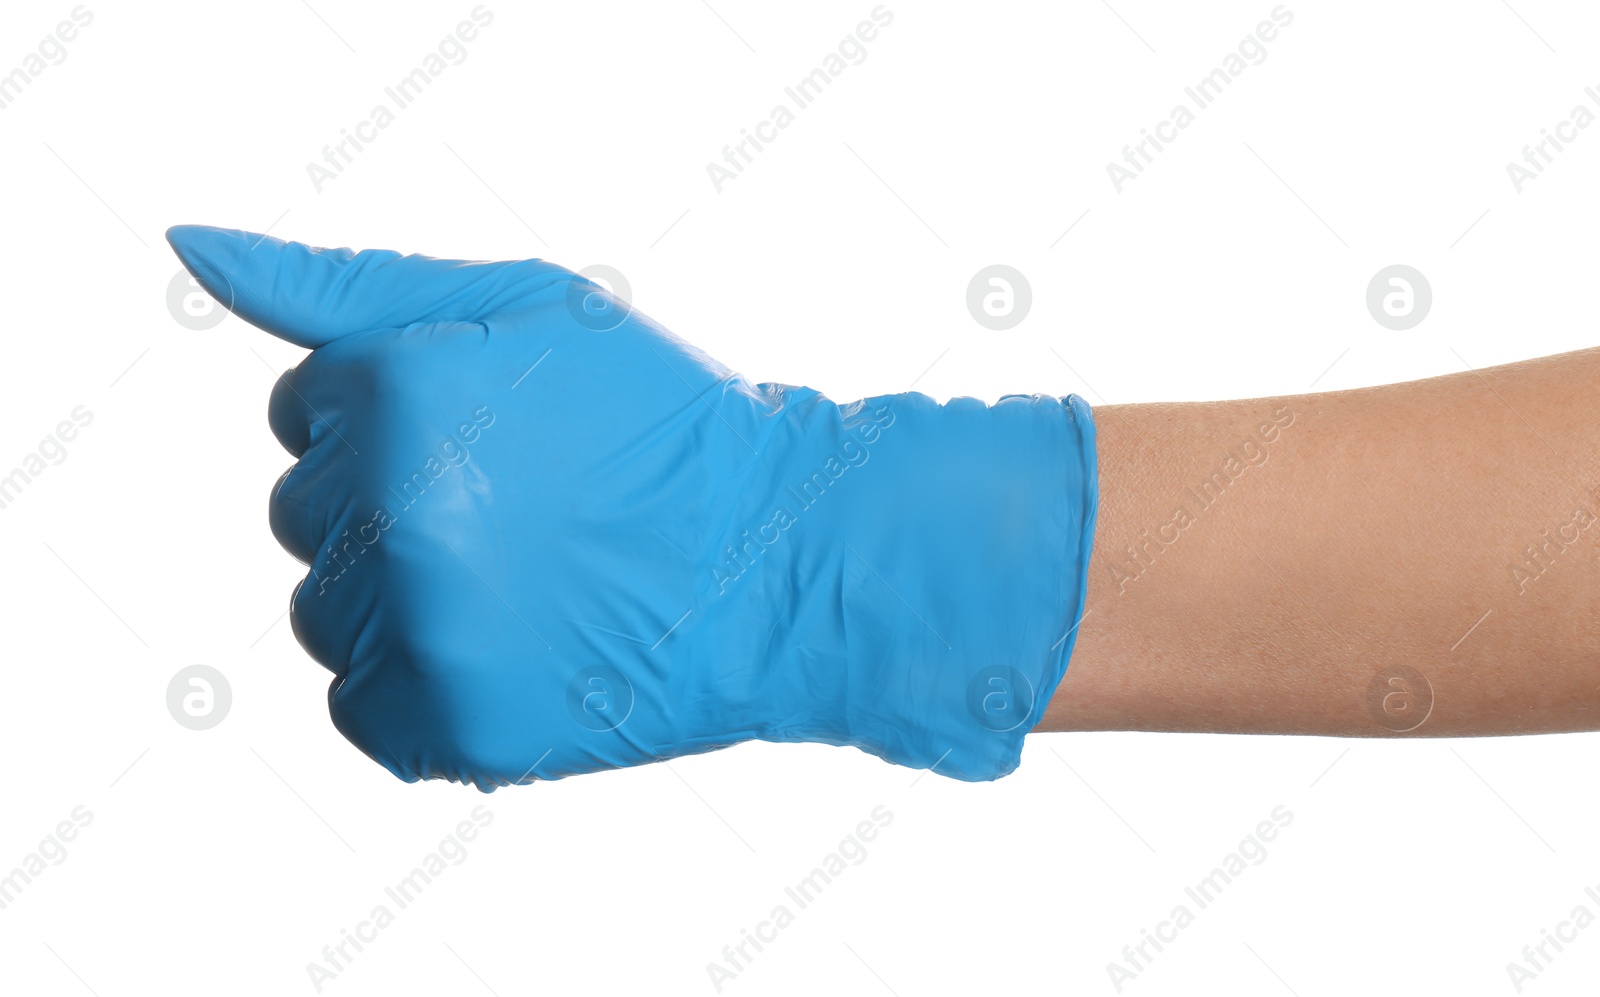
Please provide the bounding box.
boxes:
[168,225,1099,790]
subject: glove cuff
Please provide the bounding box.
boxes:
[734,390,1099,780]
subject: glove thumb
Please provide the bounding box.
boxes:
[165,225,569,349]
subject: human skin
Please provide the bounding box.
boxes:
[1038,345,1600,738]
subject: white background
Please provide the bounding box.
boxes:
[1,0,1598,994]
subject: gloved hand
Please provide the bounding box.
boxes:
[168,225,1098,790]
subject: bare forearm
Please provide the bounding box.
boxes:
[1040,346,1600,737]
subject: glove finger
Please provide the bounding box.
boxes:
[267,367,312,458]
[290,570,349,677]
[289,521,377,677]
[267,464,325,567]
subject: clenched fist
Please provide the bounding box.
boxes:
[168,225,1098,790]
